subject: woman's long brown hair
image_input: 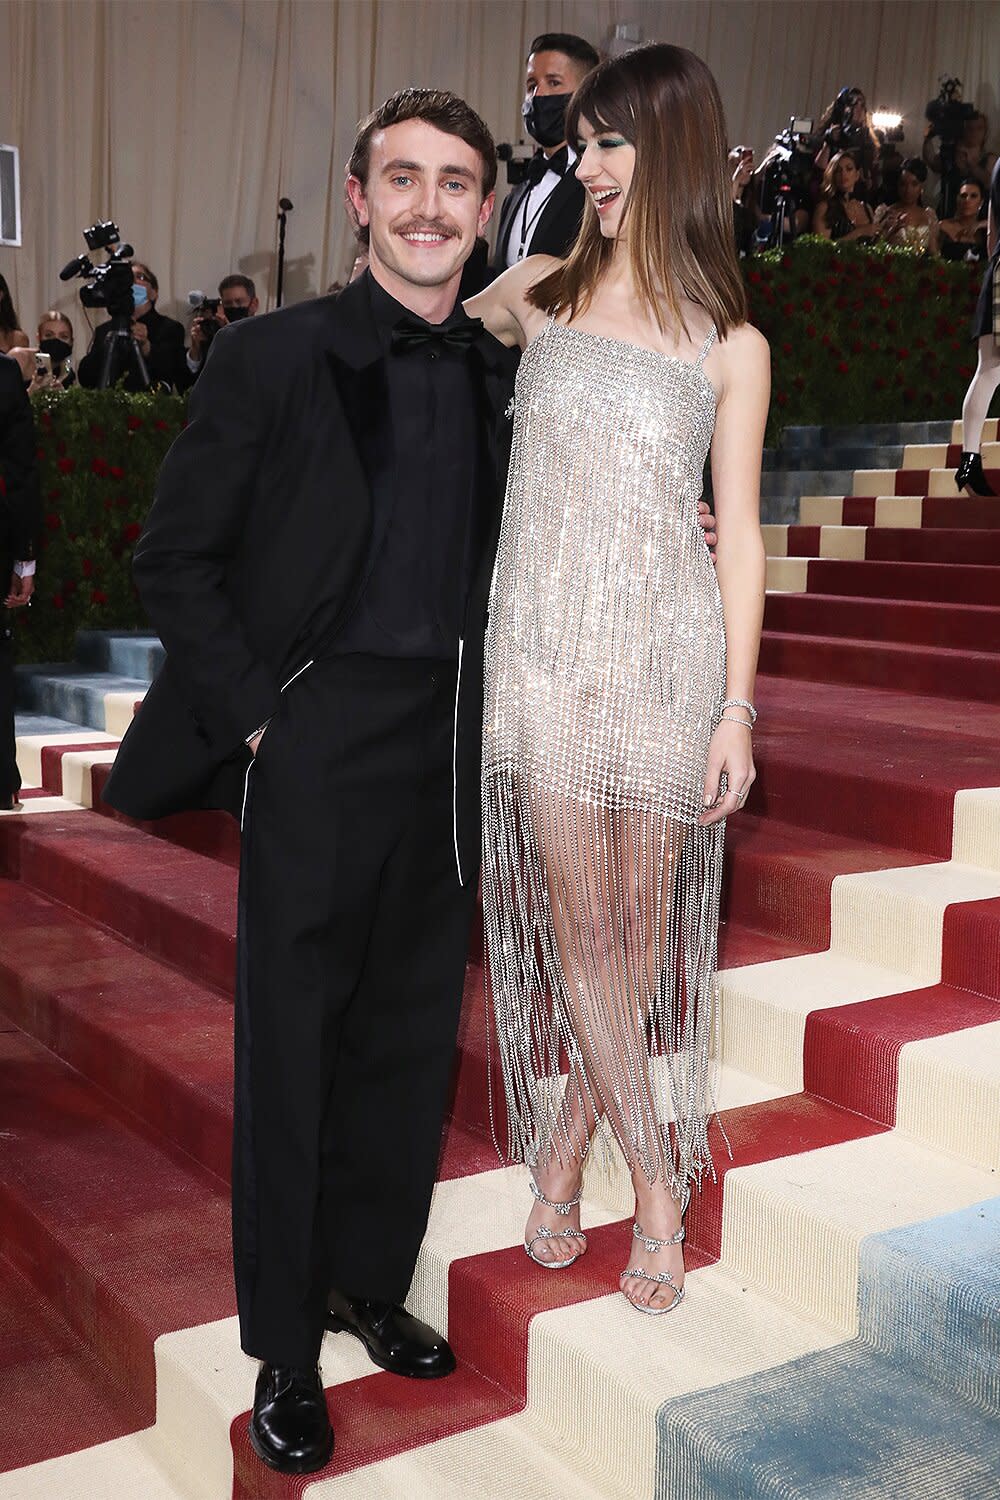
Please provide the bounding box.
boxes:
[527,44,747,340]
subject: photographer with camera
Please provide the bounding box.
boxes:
[729,145,759,256]
[753,120,821,247]
[77,260,187,393]
[921,80,992,220]
[815,87,881,199]
[184,274,260,386]
[490,32,599,274]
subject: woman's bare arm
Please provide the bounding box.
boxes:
[464,254,559,349]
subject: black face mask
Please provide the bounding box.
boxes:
[39,337,72,364]
[224,304,251,322]
[522,91,571,150]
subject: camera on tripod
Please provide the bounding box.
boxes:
[925,77,975,147]
[188,294,224,353]
[59,220,151,389]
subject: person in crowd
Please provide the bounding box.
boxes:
[35,310,76,388]
[184,274,260,385]
[0,352,40,812]
[874,157,939,254]
[924,110,998,216]
[956,159,1000,496]
[938,178,989,262]
[729,144,758,256]
[812,150,877,242]
[0,275,28,356]
[815,86,881,198]
[468,43,765,1315]
[490,31,599,273]
[77,262,187,392]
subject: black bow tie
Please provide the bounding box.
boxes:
[526,146,569,186]
[391,314,484,353]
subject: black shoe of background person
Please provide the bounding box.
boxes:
[956,450,999,496]
[248,1363,334,1475]
[326,1289,457,1379]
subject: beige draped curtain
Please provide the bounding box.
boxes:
[1,0,998,340]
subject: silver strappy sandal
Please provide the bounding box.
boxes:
[524,1179,587,1270]
[620,1217,686,1314]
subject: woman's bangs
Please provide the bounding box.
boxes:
[566,68,635,148]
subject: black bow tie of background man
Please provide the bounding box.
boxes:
[525,145,570,187]
[391,314,485,353]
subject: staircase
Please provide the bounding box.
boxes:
[0,419,998,1499]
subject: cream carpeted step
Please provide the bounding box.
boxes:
[103,689,143,738]
[718,952,917,1092]
[901,443,949,469]
[719,1130,997,1335]
[14,729,117,789]
[951,416,998,444]
[853,469,888,496]
[818,525,866,558]
[831,859,1000,981]
[897,1022,1000,1171]
[765,555,810,592]
[798,495,845,525]
[953,786,1000,873]
[0,1436,189,1500]
[873,494,923,526]
[760,522,789,556]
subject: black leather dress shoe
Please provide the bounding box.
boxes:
[326,1290,456,1378]
[248,1363,334,1474]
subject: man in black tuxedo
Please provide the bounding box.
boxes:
[103,88,516,1476]
[0,354,40,811]
[491,32,599,274]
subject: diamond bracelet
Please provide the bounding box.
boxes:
[719,697,757,726]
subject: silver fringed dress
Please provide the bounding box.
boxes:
[482,316,725,1194]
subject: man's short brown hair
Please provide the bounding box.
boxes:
[348,87,497,196]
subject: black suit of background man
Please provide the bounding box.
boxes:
[103,274,518,1369]
[0,354,40,808]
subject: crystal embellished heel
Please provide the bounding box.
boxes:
[524,1179,587,1270]
[620,1206,683,1314]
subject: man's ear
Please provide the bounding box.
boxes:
[346,173,370,228]
[478,190,496,236]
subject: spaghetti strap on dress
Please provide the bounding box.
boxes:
[482,317,725,1194]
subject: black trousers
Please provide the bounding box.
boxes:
[233,654,477,1368]
[0,616,19,804]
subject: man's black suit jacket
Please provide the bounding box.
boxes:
[78,306,189,393]
[491,168,585,274]
[0,354,40,578]
[103,277,518,881]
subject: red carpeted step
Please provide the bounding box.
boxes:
[802,558,1000,605]
[89,761,241,867]
[763,592,1000,652]
[0,1253,138,1473]
[841,498,876,526]
[942,896,1000,999]
[785,525,822,557]
[843,497,1000,529]
[864,527,1000,564]
[803,983,999,1126]
[759,631,1000,701]
[0,877,234,1182]
[0,1029,233,1435]
[723,816,930,949]
[0,810,237,992]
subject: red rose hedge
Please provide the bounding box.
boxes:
[20,386,185,663]
[17,243,984,663]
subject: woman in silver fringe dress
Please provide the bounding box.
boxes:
[467,44,768,1314]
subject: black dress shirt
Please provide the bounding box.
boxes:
[333,273,482,660]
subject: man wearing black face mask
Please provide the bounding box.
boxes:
[491,32,599,274]
[183,275,260,387]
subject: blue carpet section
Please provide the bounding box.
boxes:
[74,630,163,681]
[15,664,147,732]
[14,712,84,737]
[656,1200,1000,1500]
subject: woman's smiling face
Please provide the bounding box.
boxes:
[574,115,636,239]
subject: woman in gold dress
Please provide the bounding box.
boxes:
[467,44,768,1314]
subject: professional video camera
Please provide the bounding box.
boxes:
[59,220,150,389]
[496,141,536,187]
[755,117,818,246]
[925,76,976,146]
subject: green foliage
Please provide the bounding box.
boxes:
[13,245,984,660]
[19,385,185,663]
[747,238,982,444]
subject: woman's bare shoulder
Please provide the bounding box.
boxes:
[719,321,769,367]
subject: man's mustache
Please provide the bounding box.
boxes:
[394,221,461,238]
